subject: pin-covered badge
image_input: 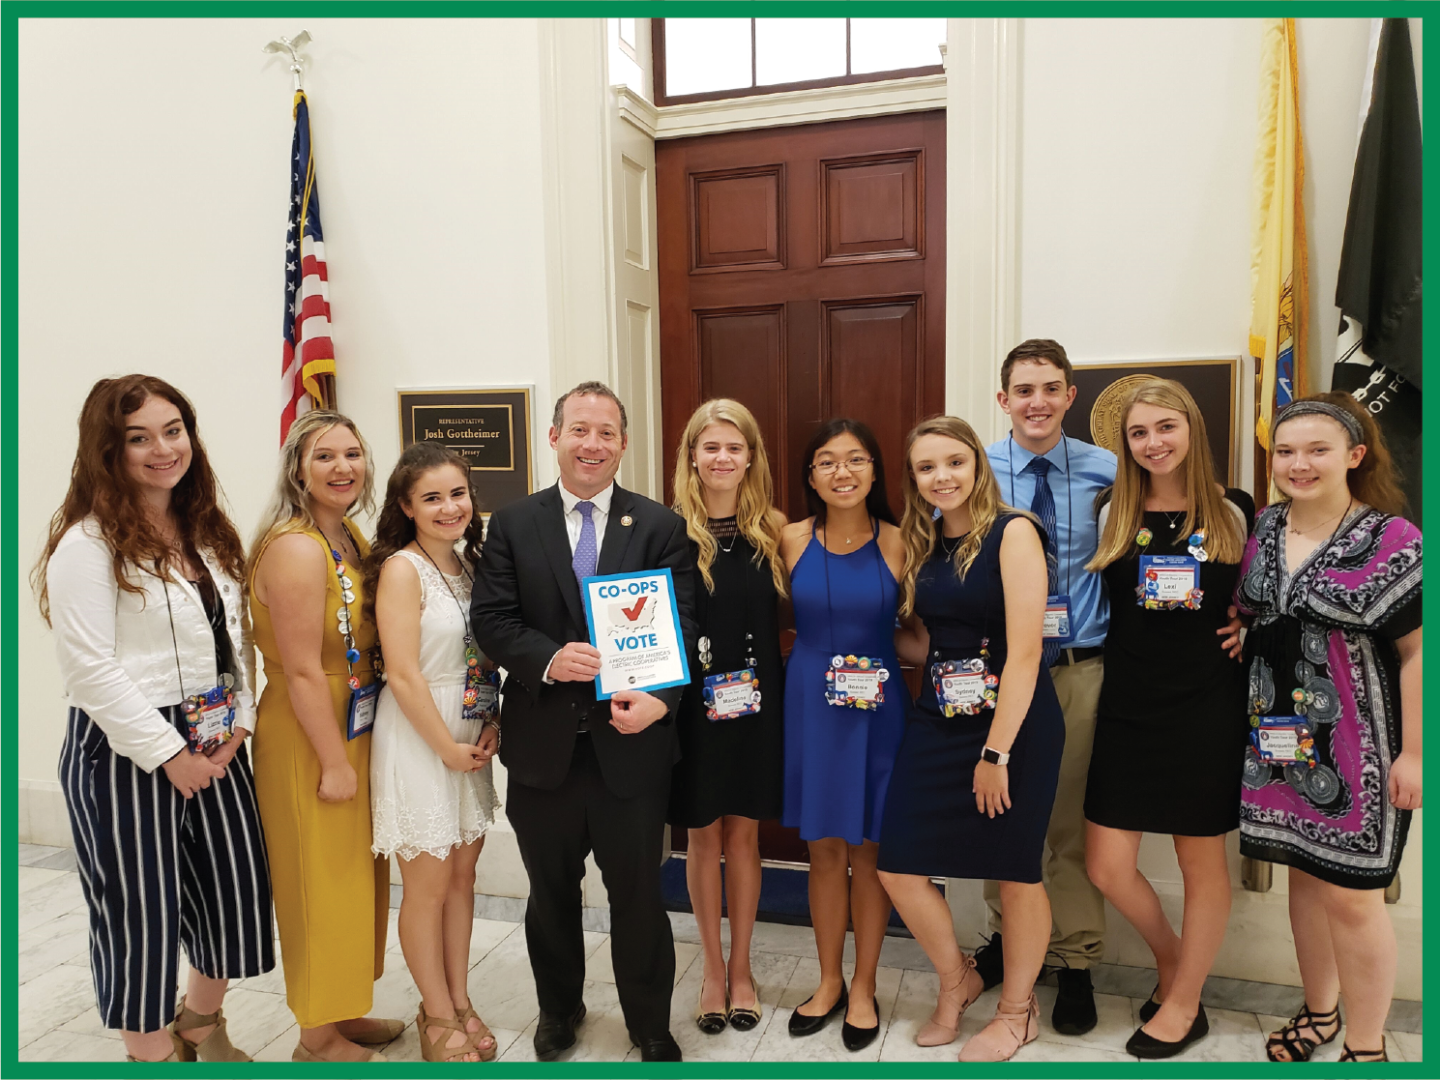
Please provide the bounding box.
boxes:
[621,515,634,526]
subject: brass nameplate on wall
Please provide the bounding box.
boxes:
[398,387,533,515]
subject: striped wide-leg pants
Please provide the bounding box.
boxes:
[58,706,276,1033]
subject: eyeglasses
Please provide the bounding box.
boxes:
[811,456,874,476]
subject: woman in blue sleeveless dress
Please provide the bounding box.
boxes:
[780,419,908,1053]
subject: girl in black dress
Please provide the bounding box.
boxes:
[878,416,1063,1063]
[1083,379,1252,1059]
[668,399,787,1036]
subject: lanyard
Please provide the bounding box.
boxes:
[161,570,231,696]
[703,520,757,672]
[935,531,992,649]
[1008,434,1073,596]
[416,544,475,644]
[820,515,886,656]
[318,523,366,689]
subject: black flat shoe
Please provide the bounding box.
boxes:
[841,996,880,1053]
[1138,984,1161,1023]
[788,982,848,1037]
[629,1031,683,1062]
[534,1001,586,1060]
[1126,1005,1209,1059]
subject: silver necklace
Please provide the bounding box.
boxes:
[1288,500,1352,538]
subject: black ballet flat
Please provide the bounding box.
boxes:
[1126,1005,1209,1059]
[841,996,881,1053]
[788,982,847,1037]
[1138,984,1162,1023]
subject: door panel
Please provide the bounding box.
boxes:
[658,112,945,867]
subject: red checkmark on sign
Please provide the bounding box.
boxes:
[622,597,648,621]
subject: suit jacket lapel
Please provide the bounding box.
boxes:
[597,484,637,575]
[536,485,588,631]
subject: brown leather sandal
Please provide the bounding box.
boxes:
[169,995,252,1062]
[1338,1039,1388,1062]
[458,1003,499,1061]
[1265,1003,1340,1062]
[417,1005,484,1063]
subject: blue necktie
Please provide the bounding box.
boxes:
[572,500,598,583]
[1025,457,1061,668]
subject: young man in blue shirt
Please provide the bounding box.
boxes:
[977,339,1116,1036]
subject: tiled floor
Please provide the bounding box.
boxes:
[16,844,1422,1063]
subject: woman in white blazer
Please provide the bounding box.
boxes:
[35,375,275,1062]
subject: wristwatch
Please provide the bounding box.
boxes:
[981,746,1011,766]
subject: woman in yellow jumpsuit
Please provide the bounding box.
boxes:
[248,410,399,1063]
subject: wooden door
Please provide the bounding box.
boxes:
[658,111,945,864]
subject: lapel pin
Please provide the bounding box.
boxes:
[621,515,634,527]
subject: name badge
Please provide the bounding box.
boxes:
[462,654,501,722]
[1250,715,1317,765]
[931,658,998,717]
[183,684,236,753]
[1043,594,1073,641]
[1139,555,1203,610]
[347,681,380,740]
[825,654,890,709]
[703,668,762,721]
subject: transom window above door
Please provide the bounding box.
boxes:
[654,18,946,105]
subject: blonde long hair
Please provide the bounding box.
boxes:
[248,410,377,567]
[899,415,1030,618]
[671,399,787,597]
[1088,379,1245,570]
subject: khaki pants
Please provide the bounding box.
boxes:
[984,656,1106,969]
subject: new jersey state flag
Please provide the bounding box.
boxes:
[1249,18,1310,454]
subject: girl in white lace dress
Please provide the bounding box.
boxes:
[364,444,499,1062]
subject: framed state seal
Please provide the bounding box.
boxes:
[1063,357,1239,484]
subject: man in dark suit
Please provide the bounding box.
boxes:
[471,381,695,1063]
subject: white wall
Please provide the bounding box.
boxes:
[16,15,1422,994]
[16,18,557,852]
[988,17,1421,997]
[1019,18,1371,381]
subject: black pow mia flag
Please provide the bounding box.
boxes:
[1332,18,1423,525]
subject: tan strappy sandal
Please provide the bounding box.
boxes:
[916,954,985,1047]
[417,1004,484,1063]
[958,992,1039,1062]
[458,1003,499,1061]
[168,995,252,1062]
[126,1052,178,1062]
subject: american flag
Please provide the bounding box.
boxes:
[280,90,335,442]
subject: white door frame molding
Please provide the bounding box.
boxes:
[945,18,1021,445]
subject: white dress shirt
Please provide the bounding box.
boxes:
[46,517,258,772]
[558,479,613,557]
[544,479,615,683]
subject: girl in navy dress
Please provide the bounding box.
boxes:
[779,419,907,1052]
[877,415,1062,1063]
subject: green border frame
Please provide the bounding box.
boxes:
[3,1,1431,1075]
